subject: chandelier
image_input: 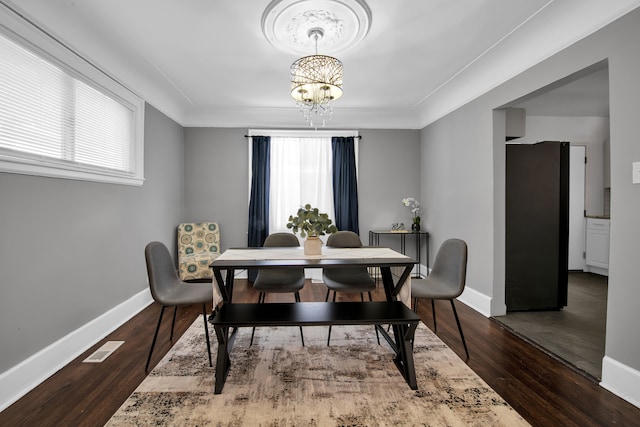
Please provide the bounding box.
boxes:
[290,28,343,128]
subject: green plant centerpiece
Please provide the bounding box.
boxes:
[286,204,338,255]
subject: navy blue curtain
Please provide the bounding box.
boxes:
[247,136,270,281]
[331,136,359,234]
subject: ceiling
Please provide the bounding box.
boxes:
[514,64,610,117]
[3,0,637,129]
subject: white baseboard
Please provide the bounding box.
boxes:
[584,265,609,276]
[0,289,153,412]
[457,286,492,317]
[600,356,640,409]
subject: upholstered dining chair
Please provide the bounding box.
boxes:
[145,241,213,372]
[323,230,379,345]
[411,238,469,359]
[251,232,306,346]
[177,222,221,281]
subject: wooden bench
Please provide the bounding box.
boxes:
[210,301,420,394]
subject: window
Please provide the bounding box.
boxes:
[0,7,144,185]
[269,136,335,232]
[248,129,359,233]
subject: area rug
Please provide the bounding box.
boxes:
[107,319,529,426]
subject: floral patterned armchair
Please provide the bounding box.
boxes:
[177,222,221,281]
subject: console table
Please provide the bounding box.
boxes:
[369,230,429,278]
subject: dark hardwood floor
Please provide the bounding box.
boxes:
[1,280,638,426]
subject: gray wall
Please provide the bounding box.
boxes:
[358,129,422,260]
[421,102,496,307]
[183,128,422,259]
[183,128,250,250]
[0,104,184,373]
[421,8,640,391]
[519,116,610,216]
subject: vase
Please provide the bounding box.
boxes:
[411,222,420,232]
[304,236,322,255]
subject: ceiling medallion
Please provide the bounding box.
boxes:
[261,0,372,55]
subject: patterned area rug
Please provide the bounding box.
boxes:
[107,319,529,426]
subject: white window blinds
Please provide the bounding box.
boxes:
[0,9,144,185]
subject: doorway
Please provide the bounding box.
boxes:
[495,63,610,380]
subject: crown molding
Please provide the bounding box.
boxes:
[180,106,423,129]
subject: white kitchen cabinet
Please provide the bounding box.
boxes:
[585,218,610,275]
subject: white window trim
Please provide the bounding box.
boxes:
[0,3,145,186]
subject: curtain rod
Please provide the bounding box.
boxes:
[244,135,362,139]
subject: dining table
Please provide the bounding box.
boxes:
[210,246,416,307]
[208,245,420,393]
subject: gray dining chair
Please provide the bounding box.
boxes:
[145,241,213,373]
[323,230,379,345]
[251,232,306,346]
[411,238,469,359]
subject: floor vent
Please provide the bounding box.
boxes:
[83,341,124,363]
